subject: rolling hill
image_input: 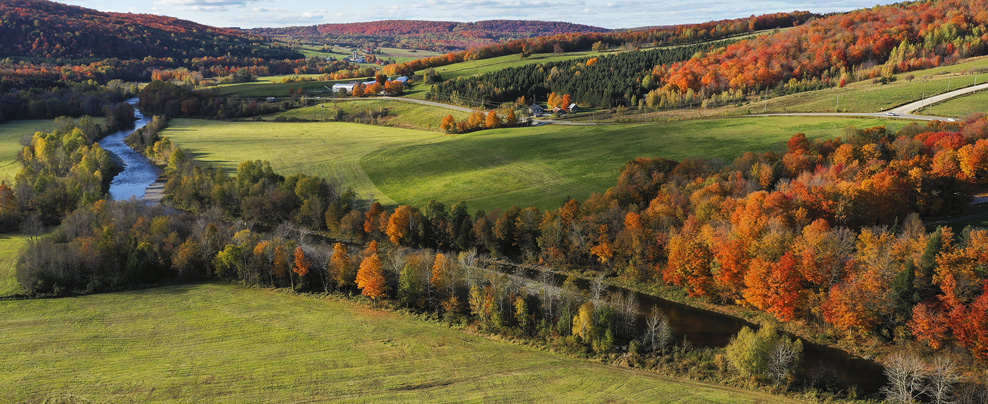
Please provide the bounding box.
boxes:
[0,0,301,60]
[249,19,611,51]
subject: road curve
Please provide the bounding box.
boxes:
[753,81,988,122]
[889,82,988,115]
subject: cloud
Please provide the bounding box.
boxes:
[155,0,256,12]
[232,8,332,26]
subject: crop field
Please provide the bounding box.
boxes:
[916,89,988,118]
[0,283,802,403]
[263,99,471,131]
[163,116,902,211]
[0,234,28,296]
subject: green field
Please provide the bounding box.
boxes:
[0,283,801,403]
[916,88,988,117]
[208,76,358,98]
[163,116,903,211]
[751,56,988,114]
[264,99,471,131]
[0,234,28,296]
[0,120,50,183]
[0,118,108,183]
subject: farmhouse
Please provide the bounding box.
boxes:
[530,104,546,117]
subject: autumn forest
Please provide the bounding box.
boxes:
[3,0,988,403]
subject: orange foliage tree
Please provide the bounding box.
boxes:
[293,246,310,277]
[356,253,387,300]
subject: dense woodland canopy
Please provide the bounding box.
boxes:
[0,0,299,60]
[427,39,739,108]
[251,20,611,52]
[650,0,988,107]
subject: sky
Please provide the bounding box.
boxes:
[57,0,897,29]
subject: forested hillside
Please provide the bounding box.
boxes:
[650,0,988,108]
[427,1,988,110]
[0,0,299,60]
[427,39,740,108]
[250,20,611,51]
[382,11,814,76]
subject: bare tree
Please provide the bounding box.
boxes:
[458,249,479,288]
[768,338,804,387]
[590,274,607,305]
[927,356,960,404]
[21,212,43,240]
[386,247,409,278]
[538,268,558,321]
[883,352,926,404]
[644,307,673,353]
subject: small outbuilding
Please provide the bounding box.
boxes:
[332,83,357,93]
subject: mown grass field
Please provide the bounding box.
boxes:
[163,116,903,211]
[0,234,28,296]
[0,283,803,403]
[263,99,471,131]
[916,89,988,118]
[749,56,988,114]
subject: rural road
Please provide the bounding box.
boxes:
[889,82,988,115]
[754,81,988,121]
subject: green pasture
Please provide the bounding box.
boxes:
[263,99,471,131]
[162,116,902,211]
[0,120,43,183]
[0,283,802,403]
[0,118,105,183]
[0,233,28,296]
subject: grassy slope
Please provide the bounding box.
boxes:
[0,283,801,403]
[163,119,443,206]
[264,99,472,131]
[0,234,27,296]
[164,116,903,211]
[750,56,988,114]
[916,89,988,118]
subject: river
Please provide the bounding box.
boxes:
[100,98,160,201]
[498,263,888,396]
